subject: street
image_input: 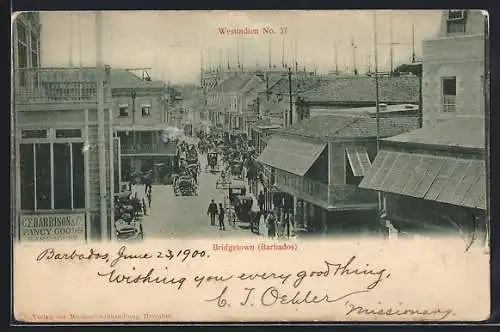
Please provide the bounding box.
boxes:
[141,151,264,239]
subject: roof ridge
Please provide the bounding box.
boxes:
[331,116,360,135]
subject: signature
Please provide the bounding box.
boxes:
[344,300,455,321]
[205,286,370,308]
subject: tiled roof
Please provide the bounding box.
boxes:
[383,117,485,149]
[269,76,322,96]
[260,100,288,115]
[255,73,285,93]
[300,76,419,103]
[110,69,165,89]
[239,76,265,94]
[276,114,420,140]
[215,73,256,93]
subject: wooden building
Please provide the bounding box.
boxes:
[256,114,420,236]
[110,69,176,184]
[360,118,487,244]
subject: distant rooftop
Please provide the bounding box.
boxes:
[383,117,485,150]
[310,104,419,118]
[276,114,420,140]
[110,69,165,89]
[300,76,419,104]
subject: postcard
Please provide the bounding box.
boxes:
[11,9,490,323]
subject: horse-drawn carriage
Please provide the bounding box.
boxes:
[114,191,144,241]
[173,173,198,196]
[229,159,244,179]
[227,183,260,233]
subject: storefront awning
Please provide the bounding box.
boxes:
[256,137,326,176]
[346,146,372,176]
[359,150,486,210]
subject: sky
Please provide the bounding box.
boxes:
[39,10,443,84]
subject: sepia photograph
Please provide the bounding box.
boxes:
[11,9,490,323]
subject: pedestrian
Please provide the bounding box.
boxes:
[267,211,277,238]
[144,172,152,194]
[218,203,226,231]
[142,198,148,216]
[258,191,265,212]
[207,199,218,226]
[147,190,152,208]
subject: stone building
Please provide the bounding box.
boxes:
[422,9,486,126]
[13,13,115,242]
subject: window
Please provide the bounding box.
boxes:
[442,77,457,112]
[22,129,47,139]
[16,21,29,86]
[20,137,86,211]
[141,104,151,117]
[30,31,39,69]
[56,129,82,138]
[446,10,466,34]
[119,105,129,117]
[448,10,465,21]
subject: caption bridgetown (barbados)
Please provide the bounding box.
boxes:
[212,243,297,253]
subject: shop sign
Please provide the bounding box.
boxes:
[19,213,86,242]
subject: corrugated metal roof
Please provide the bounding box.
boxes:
[346,146,371,176]
[359,150,487,209]
[256,137,326,176]
[383,117,485,149]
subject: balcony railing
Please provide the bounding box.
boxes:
[120,143,177,155]
[275,169,377,208]
[14,67,110,104]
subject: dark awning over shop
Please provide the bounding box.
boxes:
[359,150,486,210]
[256,136,326,176]
[346,146,372,176]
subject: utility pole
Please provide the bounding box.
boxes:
[334,42,339,75]
[288,67,293,126]
[379,17,402,74]
[483,13,490,251]
[411,23,416,63]
[374,14,380,153]
[218,49,222,72]
[265,71,269,101]
[237,40,241,69]
[294,35,298,72]
[281,35,285,68]
[200,48,204,87]
[78,13,83,67]
[351,37,358,75]
[241,41,245,71]
[132,89,137,147]
[95,11,108,241]
[69,13,74,67]
[268,37,272,69]
[373,11,383,236]
[208,47,212,72]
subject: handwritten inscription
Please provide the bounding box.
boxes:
[344,301,455,321]
[33,245,456,320]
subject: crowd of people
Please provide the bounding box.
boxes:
[206,190,294,239]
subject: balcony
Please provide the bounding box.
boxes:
[14,67,111,105]
[274,169,378,210]
[120,143,177,156]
